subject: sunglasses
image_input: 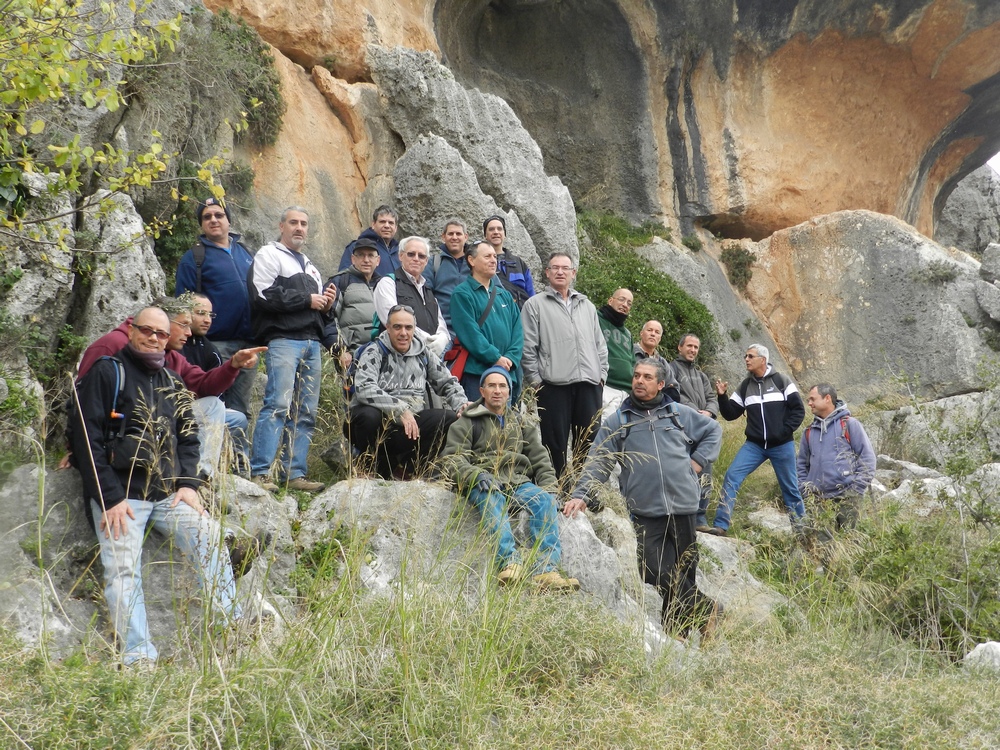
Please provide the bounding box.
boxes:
[132,324,171,341]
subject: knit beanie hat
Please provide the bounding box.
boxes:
[479,365,512,388]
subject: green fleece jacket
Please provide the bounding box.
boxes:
[441,401,557,493]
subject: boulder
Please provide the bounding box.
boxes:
[367,45,577,268]
[936,166,1000,255]
[0,465,289,660]
[980,243,1000,284]
[963,641,1000,672]
[77,190,166,345]
[392,133,535,252]
[745,210,990,401]
[974,280,1000,322]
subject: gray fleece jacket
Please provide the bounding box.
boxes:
[521,286,608,386]
[573,394,722,517]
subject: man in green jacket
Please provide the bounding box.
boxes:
[450,241,523,401]
[441,366,579,591]
[598,287,635,412]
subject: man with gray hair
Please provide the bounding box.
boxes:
[373,235,451,358]
[247,206,336,493]
[710,344,806,535]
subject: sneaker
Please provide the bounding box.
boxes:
[497,563,527,587]
[252,476,279,493]
[286,477,326,493]
[227,534,263,579]
[532,570,581,593]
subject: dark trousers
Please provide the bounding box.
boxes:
[346,404,457,478]
[632,512,714,632]
[536,381,603,478]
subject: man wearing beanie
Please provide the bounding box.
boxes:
[175,197,258,418]
[441,365,580,591]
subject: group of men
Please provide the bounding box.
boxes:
[68,198,878,664]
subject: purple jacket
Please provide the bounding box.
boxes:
[796,403,875,498]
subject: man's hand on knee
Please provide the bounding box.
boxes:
[100,501,136,540]
[171,486,205,516]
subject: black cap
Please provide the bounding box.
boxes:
[197,197,230,223]
[353,236,379,253]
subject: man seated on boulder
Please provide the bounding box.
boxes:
[67,304,243,668]
[347,305,470,478]
[179,293,251,476]
[441,366,580,591]
[76,295,264,481]
[373,236,451,358]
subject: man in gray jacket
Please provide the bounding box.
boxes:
[347,305,470,478]
[521,252,608,479]
[565,359,723,636]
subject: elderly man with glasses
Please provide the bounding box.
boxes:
[372,236,452,358]
[347,305,470,479]
[708,344,806,536]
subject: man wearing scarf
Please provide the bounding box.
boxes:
[69,305,241,668]
[597,288,635,412]
[566,359,723,639]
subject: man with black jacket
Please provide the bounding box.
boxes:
[709,344,806,535]
[68,305,241,668]
[247,206,336,493]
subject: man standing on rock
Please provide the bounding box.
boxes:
[442,366,579,591]
[521,252,607,479]
[327,236,384,374]
[797,383,875,541]
[450,241,523,401]
[338,204,400,277]
[248,206,335,493]
[598,288,635,411]
[175,198,257,418]
[483,215,535,308]
[426,218,472,334]
[565,359,723,637]
[711,344,806,536]
[68,305,242,668]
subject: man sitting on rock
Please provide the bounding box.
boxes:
[68,304,243,668]
[441,366,580,592]
[347,305,470,478]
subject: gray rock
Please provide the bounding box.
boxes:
[962,641,1000,672]
[974,279,1000,321]
[748,211,989,401]
[367,45,576,268]
[747,507,794,535]
[392,134,536,256]
[0,465,288,661]
[981,243,1000,283]
[77,190,166,344]
[936,166,1000,255]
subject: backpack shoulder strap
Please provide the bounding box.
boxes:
[192,240,207,294]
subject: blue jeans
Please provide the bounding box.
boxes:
[214,338,257,418]
[466,482,561,573]
[91,497,240,665]
[250,338,321,480]
[711,440,805,530]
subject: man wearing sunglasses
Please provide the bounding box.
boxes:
[373,236,451,358]
[709,344,807,536]
[68,305,244,669]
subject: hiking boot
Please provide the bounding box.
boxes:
[695,525,713,534]
[286,477,326,493]
[532,570,581,593]
[497,563,527,587]
[226,534,263,579]
[320,437,351,477]
[706,527,727,537]
[252,476,279,493]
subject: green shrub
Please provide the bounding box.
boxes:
[721,243,755,291]
[910,261,960,285]
[577,212,718,359]
[681,234,703,252]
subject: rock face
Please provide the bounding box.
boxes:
[936,166,1000,255]
[744,210,992,400]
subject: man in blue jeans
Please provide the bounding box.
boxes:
[247,207,336,493]
[708,344,806,536]
[441,366,579,591]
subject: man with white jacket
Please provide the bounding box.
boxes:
[521,252,608,479]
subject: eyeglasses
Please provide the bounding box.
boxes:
[132,324,171,341]
[547,265,573,272]
[404,252,428,260]
[193,309,217,319]
[744,354,761,360]
[201,212,227,221]
[388,304,415,315]
[171,319,192,331]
